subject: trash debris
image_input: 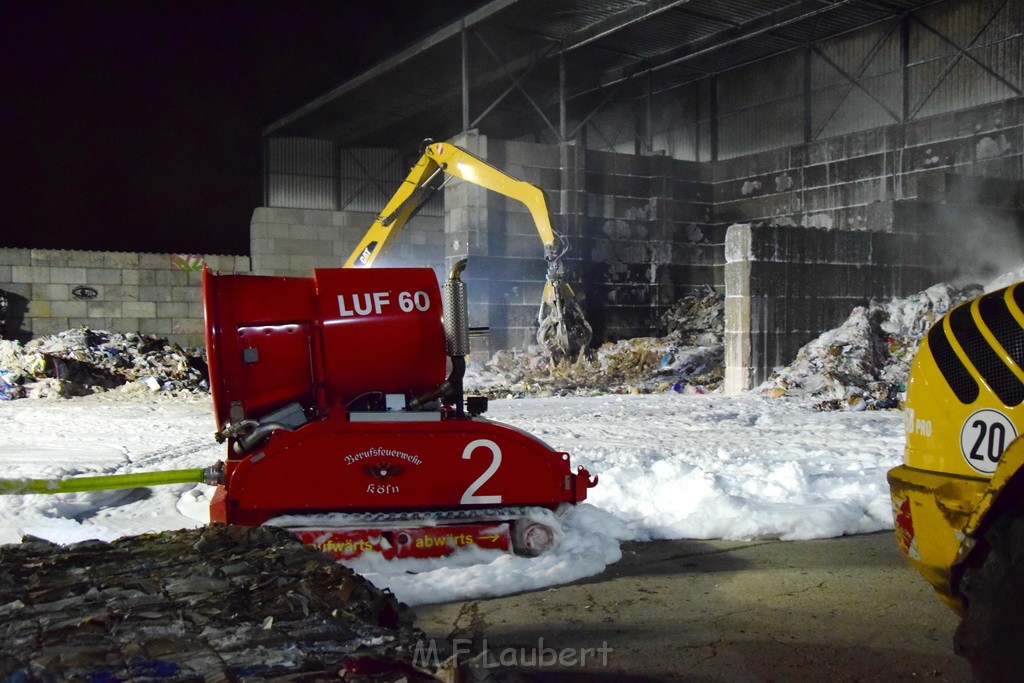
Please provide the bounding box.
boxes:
[0,276,984,411]
[0,370,16,401]
[0,525,432,681]
[467,287,725,397]
[758,283,983,410]
[660,285,724,345]
[0,328,208,400]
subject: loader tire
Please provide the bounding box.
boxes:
[953,512,1024,681]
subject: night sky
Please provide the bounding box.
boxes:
[2,1,483,256]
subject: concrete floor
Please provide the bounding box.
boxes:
[414,532,972,682]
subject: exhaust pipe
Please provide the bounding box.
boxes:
[444,259,471,357]
[234,422,295,454]
[408,259,475,415]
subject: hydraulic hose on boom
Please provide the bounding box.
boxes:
[344,140,592,361]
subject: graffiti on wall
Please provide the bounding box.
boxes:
[171,254,206,272]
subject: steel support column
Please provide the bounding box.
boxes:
[803,46,812,143]
[559,51,567,144]
[462,25,470,134]
[901,13,910,122]
[645,69,653,154]
[709,75,719,162]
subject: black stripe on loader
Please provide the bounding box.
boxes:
[928,316,979,405]
[950,303,1024,407]
[979,288,1024,371]
[1013,282,1024,314]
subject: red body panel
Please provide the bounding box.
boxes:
[208,412,592,526]
[201,266,597,557]
[203,272,319,428]
[203,267,446,424]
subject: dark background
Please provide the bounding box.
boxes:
[1,1,483,256]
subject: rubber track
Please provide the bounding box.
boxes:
[270,506,555,528]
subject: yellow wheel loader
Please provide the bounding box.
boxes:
[888,281,1024,679]
[344,140,591,361]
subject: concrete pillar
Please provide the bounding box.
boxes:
[724,223,754,394]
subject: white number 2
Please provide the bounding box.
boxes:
[460,439,503,504]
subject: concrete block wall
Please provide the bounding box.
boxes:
[579,149,714,344]
[0,249,250,347]
[250,207,445,280]
[723,172,1024,393]
[724,223,954,392]
[866,199,1024,281]
[713,98,1023,232]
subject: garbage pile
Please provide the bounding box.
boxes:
[758,283,983,411]
[5,274,986,410]
[660,285,724,345]
[0,328,208,400]
[0,525,440,682]
[466,287,725,397]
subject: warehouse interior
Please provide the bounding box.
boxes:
[255,0,1022,389]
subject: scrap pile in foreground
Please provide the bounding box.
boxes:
[0,525,440,681]
[0,328,207,400]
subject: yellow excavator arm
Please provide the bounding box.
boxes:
[344,141,557,267]
[344,140,591,360]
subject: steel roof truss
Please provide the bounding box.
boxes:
[562,0,696,53]
[337,148,406,213]
[567,81,621,140]
[909,0,1021,117]
[472,31,562,139]
[607,0,862,89]
[812,18,902,138]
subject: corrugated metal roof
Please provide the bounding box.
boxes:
[265,0,947,148]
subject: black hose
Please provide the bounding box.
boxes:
[449,355,466,418]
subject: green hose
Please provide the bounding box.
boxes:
[0,465,222,495]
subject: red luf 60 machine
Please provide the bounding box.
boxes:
[202,262,597,561]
